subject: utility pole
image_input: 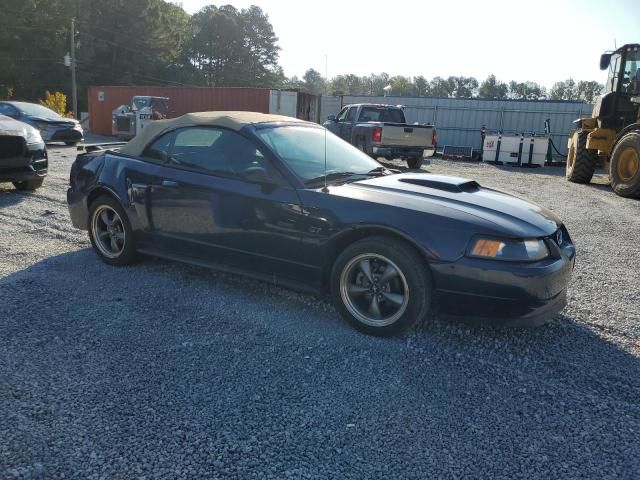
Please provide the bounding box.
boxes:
[70,17,78,119]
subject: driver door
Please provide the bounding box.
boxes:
[128,126,310,281]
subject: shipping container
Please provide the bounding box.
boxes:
[88,86,270,136]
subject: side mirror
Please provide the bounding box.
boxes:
[243,166,272,184]
[327,115,336,122]
[600,53,612,70]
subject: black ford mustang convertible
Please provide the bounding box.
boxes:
[68,112,575,336]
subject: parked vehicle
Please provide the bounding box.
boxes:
[566,43,640,197]
[0,114,47,190]
[112,96,169,139]
[0,101,83,146]
[67,111,574,336]
[324,103,436,169]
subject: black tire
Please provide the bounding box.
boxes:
[610,131,640,198]
[65,141,79,146]
[407,155,424,169]
[357,139,376,159]
[331,236,432,337]
[88,194,137,266]
[12,178,44,190]
[566,130,597,183]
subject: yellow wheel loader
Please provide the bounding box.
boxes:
[566,44,640,198]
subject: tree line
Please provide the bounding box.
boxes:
[0,0,603,111]
[289,71,604,102]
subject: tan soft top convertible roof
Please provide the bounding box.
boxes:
[119,111,309,157]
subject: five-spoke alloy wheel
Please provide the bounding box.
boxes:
[332,236,431,336]
[340,253,410,328]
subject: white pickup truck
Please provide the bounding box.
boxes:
[324,103,436,168]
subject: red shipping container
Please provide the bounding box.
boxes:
[88,86,271,136]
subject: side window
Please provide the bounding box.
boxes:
[335,107,349,122]
[0,103,19,118]
[166,127,286,183]
[142,131,175,163]
[345,107,356,122]
[609,55,621,92]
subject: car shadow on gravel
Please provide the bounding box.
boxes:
[0,186,32,207]
[2,249,639,478]
[3,248,638,370]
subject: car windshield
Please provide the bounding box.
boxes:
[256,125,382,185]
[133,97,151,110]
[15,102,61,119]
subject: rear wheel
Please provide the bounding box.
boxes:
[88,195,137,266]
[610,132,640,198]
[566,129,597,183]
[331,236,431,336]
[13,178,44,190]
[407,155,424,169]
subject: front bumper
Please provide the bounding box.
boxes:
[48,128,83,143]
[431,244,575,326]
[0,139,48,182]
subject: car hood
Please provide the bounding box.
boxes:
[29,115,77,126]
[0,114,35,137]
[330,173,561,238]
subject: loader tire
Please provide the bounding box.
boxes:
[566,130,597,184]
[609,132,640,198]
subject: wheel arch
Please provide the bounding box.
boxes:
[612,122,640,151]
[87,184,126,211]
[320,225,434,292]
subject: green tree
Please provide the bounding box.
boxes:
[389,75,416,96]
[302,68,326,94]
[508,81,546,99]
[549,78,578,100]
[0,0,74,100]
[188,4,279,87]
[429,76,455,97]
[449,76,478,98]
[367,73,391,96]
[414,76,429,96]
[576,80,603,102]
[478,75,509,99]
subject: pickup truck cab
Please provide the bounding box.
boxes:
[324,103,436,169]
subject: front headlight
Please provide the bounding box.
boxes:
[467,237,549,262]
[25,127,43,144]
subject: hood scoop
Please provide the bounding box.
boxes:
[399,176,480,193]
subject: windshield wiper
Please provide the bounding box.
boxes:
[366,166,394,176]
[304,171,357,186]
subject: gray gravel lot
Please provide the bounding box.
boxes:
[1,144,639,479]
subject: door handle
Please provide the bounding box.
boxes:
[161,180,178,188]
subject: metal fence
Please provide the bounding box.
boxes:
[320,95,593,156]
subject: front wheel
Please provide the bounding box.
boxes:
[331,237,432,336]
[13,178,44,190]
[88,195,137,266]
[566,130,596,183]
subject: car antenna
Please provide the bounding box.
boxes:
[322,124,329,193]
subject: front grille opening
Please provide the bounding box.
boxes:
[0,136,25,159]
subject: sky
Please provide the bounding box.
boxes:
[173,0,640,87]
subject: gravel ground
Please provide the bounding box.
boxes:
[1,144,639,479]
